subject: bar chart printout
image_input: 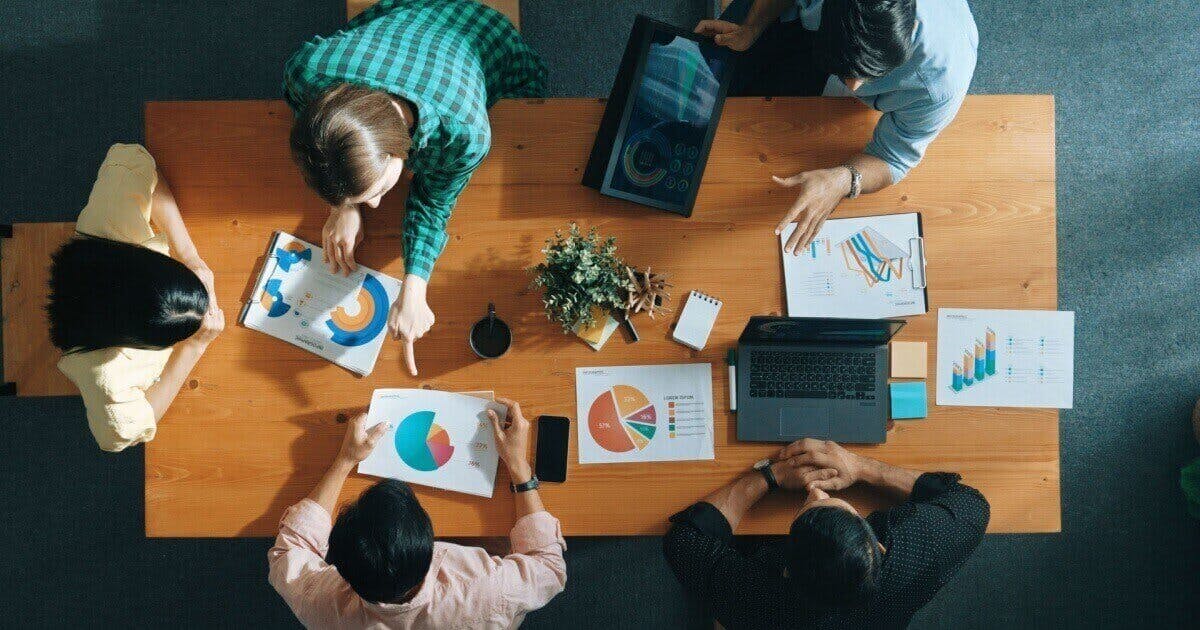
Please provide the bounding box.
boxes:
[936,309,1075,408]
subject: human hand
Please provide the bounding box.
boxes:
[770,458,840,492]
[775,438,870,492]
[322,204,364,276]
[388,275,434,376]
[487,397,533,481]
[187,302,225,349]
[694,19,762,51]
[337,412,390,465]
[188,262,216,305]
[773,167,852,255]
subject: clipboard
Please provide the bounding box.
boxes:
[780,212,929,319]
[239,230,403,376]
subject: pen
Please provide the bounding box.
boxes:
[726,348,737,412]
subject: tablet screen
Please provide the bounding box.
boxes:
[608,32,730,209]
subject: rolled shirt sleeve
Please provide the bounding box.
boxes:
[267,499,340,624]
[76,143,159,244]
[863,91,966,184]
[494,510,568,617]
[57,349,166,452]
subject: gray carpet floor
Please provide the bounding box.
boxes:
[1,1,1198,627]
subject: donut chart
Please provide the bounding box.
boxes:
[275,241,312,272]
[394,410,455,472]
[588,385,657,452]
[325,273,389,347]
[621,128,670,188]
[259,278,291,318]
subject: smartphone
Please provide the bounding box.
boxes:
[535,415,570,483]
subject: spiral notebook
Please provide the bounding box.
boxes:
[672,291,723,350]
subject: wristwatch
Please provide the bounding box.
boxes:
[753,459,779,491]
[510,475,540,493]
[843,164,862,199]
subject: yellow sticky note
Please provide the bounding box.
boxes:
[890,341,927,378]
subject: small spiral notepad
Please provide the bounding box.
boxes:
[673,291,723,351]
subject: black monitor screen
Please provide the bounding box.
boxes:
[607,32,730,209]
[741,317,905,345]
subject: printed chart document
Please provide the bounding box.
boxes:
[358,389,507,497]
[781,213,927,319]
[240,231,402,376]
[576,363,714,464]
[936,309,1075,408]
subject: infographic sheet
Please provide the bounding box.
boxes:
[358,389,507,497]
[576,363,714,464]
[935,309,1075,408]
[781,213,927,319]
[240,231,402,375]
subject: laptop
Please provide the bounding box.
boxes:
[736,316,905,443]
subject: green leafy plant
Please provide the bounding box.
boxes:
[530,224,634,334]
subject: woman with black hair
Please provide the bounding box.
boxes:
[48,143,224,452]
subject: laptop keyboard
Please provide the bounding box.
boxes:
[748,350,877,399]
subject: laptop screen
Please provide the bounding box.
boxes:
[740,317,905,345]
[599,18,733,214]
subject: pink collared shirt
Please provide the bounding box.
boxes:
[268,499,567,629]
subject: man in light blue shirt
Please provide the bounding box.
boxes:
[697,0,978,253]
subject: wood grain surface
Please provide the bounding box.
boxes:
[347,0,521,29]
[1,222,77,396]
[39,94,1057,537]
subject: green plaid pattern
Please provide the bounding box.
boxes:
[284,0,547,280]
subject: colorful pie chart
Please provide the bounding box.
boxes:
[394,410,455,472]
[588,385,657,452]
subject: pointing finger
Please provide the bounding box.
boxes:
[403,337,418,376]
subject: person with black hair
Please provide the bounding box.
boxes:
[49,143,223,452]
[269,398,567,629]
[696,0,977,254]
[663,438,989,629]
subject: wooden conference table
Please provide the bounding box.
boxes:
[1,95,1059,536]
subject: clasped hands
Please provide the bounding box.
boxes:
[322,204,433,377]
[768,438,873,494]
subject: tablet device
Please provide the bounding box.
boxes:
[583,15,734,216]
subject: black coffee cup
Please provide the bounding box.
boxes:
[469,302,512,359]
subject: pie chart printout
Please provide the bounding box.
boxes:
[394,410,456,472]
[588,385,658,452]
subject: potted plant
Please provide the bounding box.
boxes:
[530,224,633,335]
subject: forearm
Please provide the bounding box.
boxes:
[508,460,545,519]
[143,341,206,421]
[703,471,770,530]
[308,456,355,516]
[858,457,921,498]
[845,153,894,195]
[150,170,203,266]
[742,0,793,32]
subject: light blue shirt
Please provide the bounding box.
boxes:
[786,0,978,183]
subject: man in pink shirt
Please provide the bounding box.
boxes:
[268,397,567,629]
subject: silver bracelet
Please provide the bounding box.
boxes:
[844,164,862,199]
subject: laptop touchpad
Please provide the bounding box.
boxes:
[779,404,833,439]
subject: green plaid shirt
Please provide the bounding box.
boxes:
[283,0,547,280]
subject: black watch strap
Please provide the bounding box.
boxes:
[510,475,540,493]
[756,460,779,491]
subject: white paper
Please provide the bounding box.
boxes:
[241,232,402,375]
[575,363,714,464]
[781,213,926,319]
[935,309,1075,408]
[358,389,506,497]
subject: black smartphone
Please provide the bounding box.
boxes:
[535,415,570,483]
